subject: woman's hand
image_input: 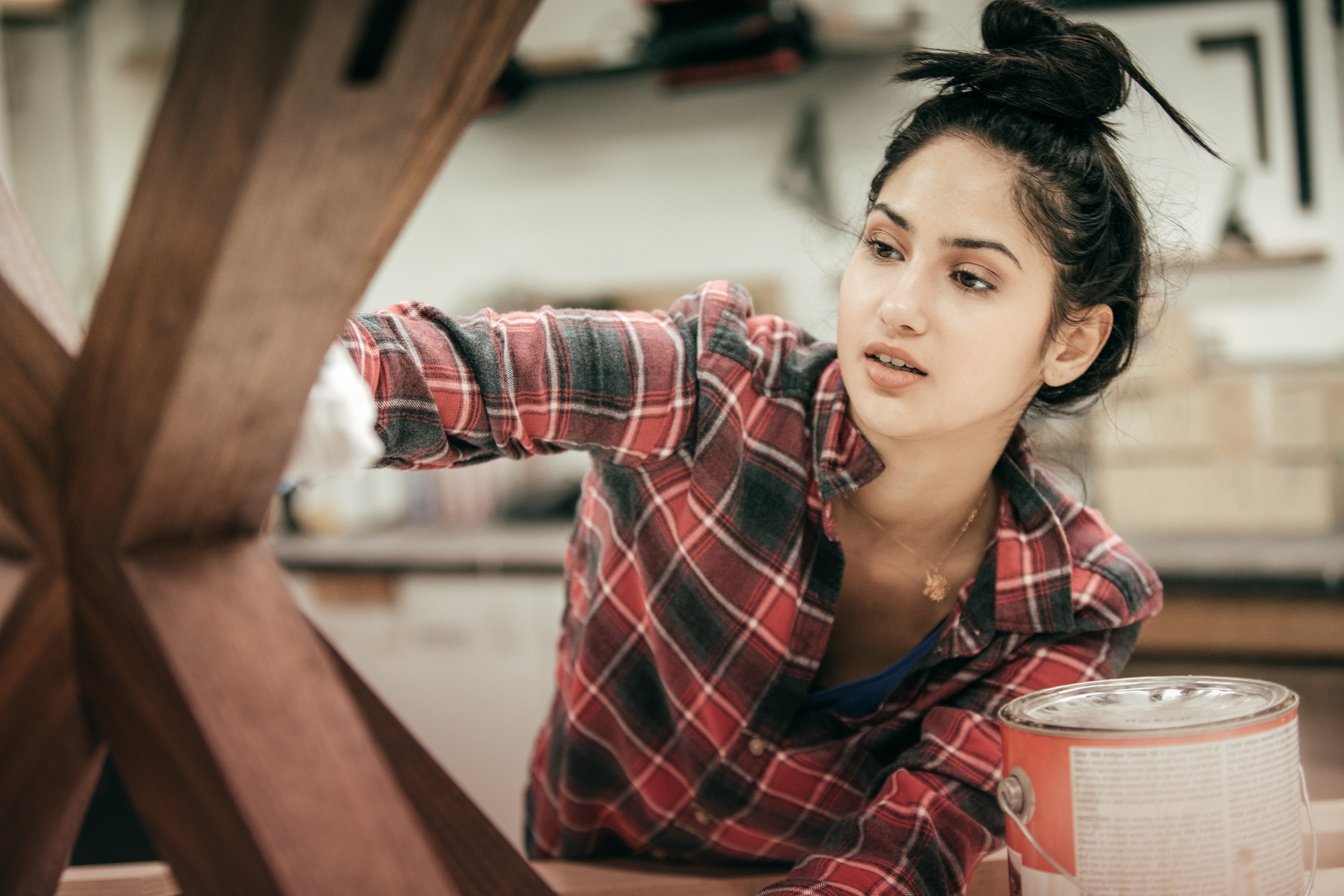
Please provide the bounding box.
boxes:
[282,342,384,484]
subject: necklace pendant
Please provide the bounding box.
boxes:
[923,572,949,602]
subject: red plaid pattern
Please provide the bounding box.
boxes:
[342,281,1162,895]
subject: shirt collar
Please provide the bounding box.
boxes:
[983,430,1076,634]
[812,362,883,504]
[926,431,1078,659]
[815,364,1076,651]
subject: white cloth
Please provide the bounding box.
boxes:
[283,342,384,483]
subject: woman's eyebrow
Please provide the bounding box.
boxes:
[872,202,912,232]
[876,202,1021,270]
[944,236,1022,270]
[872,202,1022,270]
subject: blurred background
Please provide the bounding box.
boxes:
[5,0,1339,855]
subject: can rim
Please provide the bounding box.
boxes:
[996,675,1299,737]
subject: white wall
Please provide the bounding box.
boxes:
[360,52,901,339]
[6,0,1340,361]
[3,0,179,318]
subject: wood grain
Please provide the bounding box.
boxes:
[54,808,1344,896]
[530,848,1009,896]
[0,567,105,896]
[532,861,786,896]
[48,0,542,890]
[0,177,78,557]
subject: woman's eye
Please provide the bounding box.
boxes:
[864,238,901,261]
[952,269,993,291]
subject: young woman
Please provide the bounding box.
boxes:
[327,1,1215,891]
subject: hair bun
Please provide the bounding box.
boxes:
[980,0,1069,52]
[901,0,1132,127]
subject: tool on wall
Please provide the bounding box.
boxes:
[1196,33,1269,164]
[774,98,838,225]
[1068,0,1315,207]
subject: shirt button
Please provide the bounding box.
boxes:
[650,848,669,861]
[693,808,711,826]
[747,736,768,757]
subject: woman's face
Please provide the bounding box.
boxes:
[837,134,1094,449]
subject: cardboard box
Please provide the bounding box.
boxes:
[1259,368,1344,453]
[1091,378,1257,461]
[1091,365,1344,463]
[1093,458,1344,535]
[1120,306,1209,396]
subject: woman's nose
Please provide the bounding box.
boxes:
[877,278,930,334]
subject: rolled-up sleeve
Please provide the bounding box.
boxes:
[340,282,754,470]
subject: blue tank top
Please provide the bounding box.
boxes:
[804,622,943,717]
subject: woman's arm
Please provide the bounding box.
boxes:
[758,624,1143,896]
[341,282,755,470]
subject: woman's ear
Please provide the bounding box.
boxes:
[1043,304,1114,388]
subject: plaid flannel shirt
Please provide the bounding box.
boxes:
[342,280,1162,895]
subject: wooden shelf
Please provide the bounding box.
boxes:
[511,13,918,89]
[1190,245,1329,272]
[1124,531,1344,586]
[271,522,572,575]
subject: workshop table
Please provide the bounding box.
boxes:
[53,797,1344,895]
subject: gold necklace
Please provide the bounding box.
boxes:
[842,484,991,603]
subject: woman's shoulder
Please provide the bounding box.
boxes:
[669,280,836,396]
[1024,452,1163,628]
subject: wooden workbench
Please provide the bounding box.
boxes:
[54,797,1344,895]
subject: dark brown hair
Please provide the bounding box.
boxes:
[868,0,1217,411]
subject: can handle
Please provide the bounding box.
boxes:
[995,766,1319,896]
[1302,765,1317,896]
[996,769,1091,895]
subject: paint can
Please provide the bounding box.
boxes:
[996,676,1313,895]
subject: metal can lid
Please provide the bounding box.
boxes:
[997,675,1298,737]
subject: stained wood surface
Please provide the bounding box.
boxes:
[1138,587,1344,660]
[533,850,1007,895]
[533,861,787,896]
[0,569,105,896]
[0,178,77,555]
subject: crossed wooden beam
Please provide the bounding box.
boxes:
[0,2,556,893]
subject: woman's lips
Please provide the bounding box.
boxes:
[864,352,927,390]
[868,351,926,376]
[861,343,927,390]
[863,343,926,375]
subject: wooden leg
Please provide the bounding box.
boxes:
[0,565,105,896]
[69,537,459,895]
[0,0,553,890]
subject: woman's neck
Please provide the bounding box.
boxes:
[846,419,1015,549]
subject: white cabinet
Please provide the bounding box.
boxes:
[292,572,564,848]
